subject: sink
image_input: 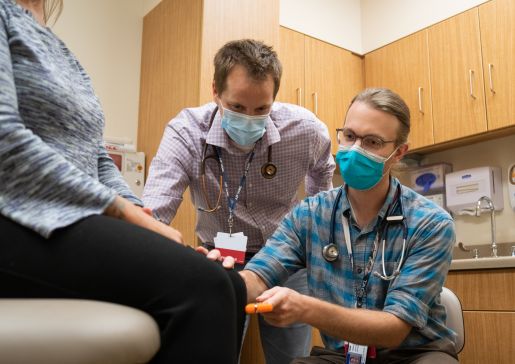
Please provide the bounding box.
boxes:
[451,242,515,270]
[451,255,515,270]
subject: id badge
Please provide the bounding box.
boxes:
[345,342,367,364]
[214,232,247,264]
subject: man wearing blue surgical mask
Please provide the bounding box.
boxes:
[210,88,457,363]
[143,39,335,363]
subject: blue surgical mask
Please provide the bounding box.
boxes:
[335,145,397,190]
[221,107,268,146]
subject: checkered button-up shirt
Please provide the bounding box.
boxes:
[245,178,456,350]
[142,102,335,252]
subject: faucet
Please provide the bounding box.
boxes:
[475,196,498,257]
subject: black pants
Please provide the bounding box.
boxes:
[0,214,246,364]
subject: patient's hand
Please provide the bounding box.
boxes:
[105,196,184,244]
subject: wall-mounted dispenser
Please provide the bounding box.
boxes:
[405,163,451,210]
[410,163,452,195]
[445,166,503,214]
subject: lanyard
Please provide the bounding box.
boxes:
[342,215,379,308]
[215,145,256,235]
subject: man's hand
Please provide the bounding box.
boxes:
[195,247,236,269]
[195,248,272,306]
[255,286,306,327]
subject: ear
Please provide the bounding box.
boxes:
[212,81,219,101]
[394,143,409,162]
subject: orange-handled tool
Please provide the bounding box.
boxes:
[245,302,273,314]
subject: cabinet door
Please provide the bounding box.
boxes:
[305,37,364,155]
[365,30,434,150]
[428,8,487,143]
[276,27,305,106]
[479,0,515,130]
[446,269,515,311]
[458,311,515,364]
[138,1,202,247]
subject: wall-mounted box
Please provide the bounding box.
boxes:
[408,163,452,195]
[445,166,503,214]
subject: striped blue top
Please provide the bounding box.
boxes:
[245,177,457,351]
[0,0,142,237]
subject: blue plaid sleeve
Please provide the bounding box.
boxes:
[382,215,455,329]
[245,198,311,287]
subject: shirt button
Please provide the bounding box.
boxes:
[249,183,253,188]
[248,202,253,207]
[357,268,363,274]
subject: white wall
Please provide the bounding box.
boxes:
[361,0,489,53]
[143,0,161,16]
[280,0,362,53]
[52,0,144,145]
[280,0,489,54]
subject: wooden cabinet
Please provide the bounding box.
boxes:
[277,27,364,155]
[479,0,515,130]
[305,37,364,155]
[428,8,487,144]
[445,268,515,363]
[138,0,279,246]
[276,27,305,107]
[364,30,434,150]
[364,0,515,151]
[459,312,515,363]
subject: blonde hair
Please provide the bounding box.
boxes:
[44,0,63,25]
[349,88,411,145]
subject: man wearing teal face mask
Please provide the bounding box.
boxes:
[143,39,335,363]
[207,88,458,363]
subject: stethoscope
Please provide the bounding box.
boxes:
[322,184,408,281]
[199,107,277,213]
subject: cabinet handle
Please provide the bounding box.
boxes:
[312,92,318,115]
[296,88,303,107]
[488,64,495,94]
[469,69,476,99]
[418,87,424,114]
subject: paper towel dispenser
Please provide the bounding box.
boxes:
[445,166,503,214]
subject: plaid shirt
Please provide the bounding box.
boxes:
[143,102,335,252]
[245,178,456,350]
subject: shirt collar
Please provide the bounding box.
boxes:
[378,177,400,220]
[340,177,401,225]
[205,104,281,155]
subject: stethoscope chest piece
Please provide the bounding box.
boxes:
[322,243,339,262]
[261,162,277,179]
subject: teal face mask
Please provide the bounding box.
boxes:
[335,145,397,190]
[221,107,269,146]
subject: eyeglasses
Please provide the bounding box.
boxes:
[336,128,396,152]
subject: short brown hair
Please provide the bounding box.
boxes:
[213,39,282,98]
[349,88,410,145]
